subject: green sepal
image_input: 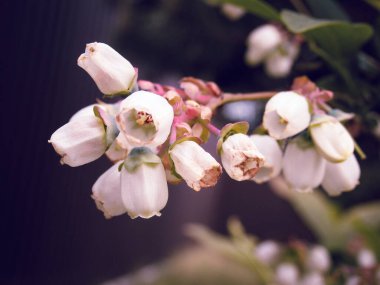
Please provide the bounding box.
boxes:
[123,147,161,173]
[216,121,249,155]
[93,105,119,149]
[168,136,202,180]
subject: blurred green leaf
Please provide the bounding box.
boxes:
[218,0,280,21]
[304,0,349,20]
[346,202,380,230]
[281,10,373,60]
[352,221,380,259]
[363,0,380,10]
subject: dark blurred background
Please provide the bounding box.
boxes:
[1,0,379,284]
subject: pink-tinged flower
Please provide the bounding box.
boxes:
[250,135,282,183]
[254,240,281,265]
[121,147,168,219]
[357,248,377,268]
[310,115,354,163]
[78,42,136,95]
[169,140,222,191]
[116,91,174,148]
[282,141,326,192]
[263,91,311,140]
[299,273,325,285]
[321,154,360,196]
[49,112,107,167]
[92,163,126,219]
[221,133,265,181]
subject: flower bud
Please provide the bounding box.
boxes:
[221,133,265,181]
[92,163,126,219]
[275,263,299,285]
[121,147,168,219]
[246,25,282,66]
[263,91,311,140]
[49,113,107,167]
[254,240,281,265]
[321,154,360,196]
[116,91,174,148]
[250,135,282,183]
[307,246,331,273]
[169,140,222,191]
[78,42,136,95]
[221,3,245,20]
[310,115,354,163]
[283,141,326,192]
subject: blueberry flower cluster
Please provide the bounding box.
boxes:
[49,43,361,220]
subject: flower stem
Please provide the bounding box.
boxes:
[354,141,367,160]
[208,92,276,111]
[207,123,221,136]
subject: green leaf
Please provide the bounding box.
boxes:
[218,0,280,21]
[363,0,380,10]
[281,10,373,59]
[346,202,380,230]
[304,0,349,21]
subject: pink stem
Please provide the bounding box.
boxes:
[207,123,221,136]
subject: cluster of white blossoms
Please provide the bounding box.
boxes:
[49,42,266,219]
[245,24,300,78]
[256,77,361,195]
[49,42,361,220]
[254,240,378,285]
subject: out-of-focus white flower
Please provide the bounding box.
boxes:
[307,246,331,273]
[169,140,222,191]
[263,91,311,140]
[92,163,126,219]
[250,135,282,183]
[49,113,107,167]
[321,154,360,196]
[254,240,281,265]
[121,147,168,219]
[221,3,245,20]
[276,263,299,285]
[283,141,326,192]
[310,115,354,163]
[299,272,325,285]
[357,248,377,268]
[116,91,174,148]
[78,42,136,95]
[221,133,265,181]
[265,43,299,78]
[245,24,282,66]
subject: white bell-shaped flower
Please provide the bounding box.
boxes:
[310,115,354,163]
[307,246,331,273]
[283,141,326,192]
[357,248,377,268]
[221,3,245,20]
[263,91,311,140]
[245,24,282,66]
[116,91,174,148]
[49,113,107,167]
[265,43,299,78]
[276,263,299,285]
[250,135,282,183]
[121,147,168,219]
[78,42,136,95]
[169,140,222,191]
[321,154,360,196]
[221,133,265,181]
[254,240,281,265]
[92,163,126,219]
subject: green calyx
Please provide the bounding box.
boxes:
[123,147,162,173]
[216,121,249,155]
